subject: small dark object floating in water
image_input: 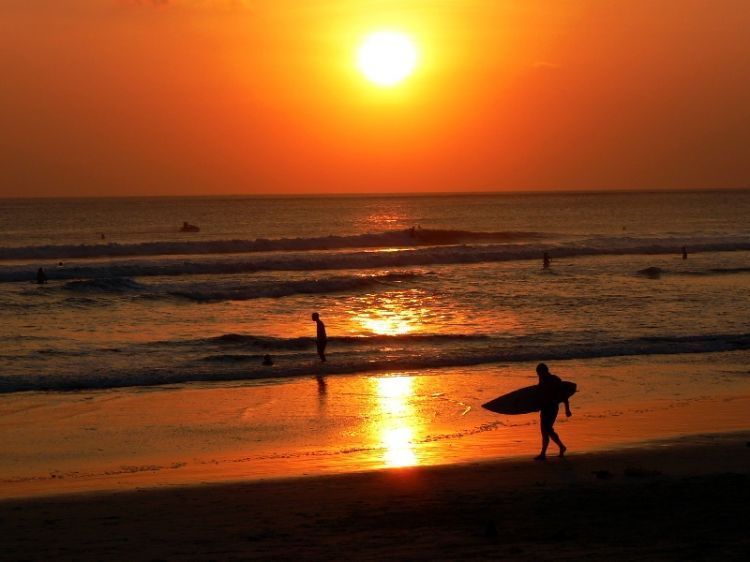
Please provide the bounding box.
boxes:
[180,222,200,233]
[637,267,663,279]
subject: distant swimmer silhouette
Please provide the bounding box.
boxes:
[311,312,327,362]
[262,354,274,366]
[180,221,200,233]
[36,267,47,285]
[542,252,551,270]
[535,363,572,460]
[682,246,688,260]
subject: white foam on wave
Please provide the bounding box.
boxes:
[2,331,748,393]
[167,271,423,302]
[0,228,546,261]
[2,235,749,283]
[53,271,423,302]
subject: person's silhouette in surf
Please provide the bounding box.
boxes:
[36,267,47,285]
[535,362,571,460]
[542,252,551,270]
[311,312,327,362]
[682,246,688,260]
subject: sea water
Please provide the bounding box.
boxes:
[0,190,749,392]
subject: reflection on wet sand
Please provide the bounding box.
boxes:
[315,375,327,412]
[349,293,430,467]
[315,375,328,395]
[375,376,419,468]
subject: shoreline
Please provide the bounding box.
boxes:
[3,352,750,500]
[2,432,748,560]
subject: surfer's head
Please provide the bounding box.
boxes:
[311,312,320,321]
[536,363,549,376]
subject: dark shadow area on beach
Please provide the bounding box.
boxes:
[1,440,748,560]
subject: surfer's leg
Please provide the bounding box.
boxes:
[536,430,550,460]
[549,430,566,456]
[538,405,563,459]
[536,410,552,460]
[544,406,567,455]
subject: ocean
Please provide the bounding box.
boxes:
[1,190,749,394]
[2,190,750,493]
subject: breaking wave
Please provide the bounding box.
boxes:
[637,266,750,279]
[64,278,147,293]
[168,271,423,302]
[58,271,423,302]
[0,229,546,261]
[2,331,748,393]
[197,332,491,350]
[2,235,749,283]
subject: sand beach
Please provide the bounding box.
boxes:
[2,350,750,559]
[1,433,748,560]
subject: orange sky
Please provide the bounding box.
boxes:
[1,0,748,197]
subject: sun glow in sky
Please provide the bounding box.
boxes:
[1,1,749,197]
[357,31,418,87]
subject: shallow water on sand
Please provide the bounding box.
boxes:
[1,351,749,498]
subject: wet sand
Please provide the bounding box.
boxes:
[1,433,748,560]
[2,352,750,499]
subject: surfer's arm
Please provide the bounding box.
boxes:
[563,399,572,417]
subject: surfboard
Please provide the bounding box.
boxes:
[481,381,577,415]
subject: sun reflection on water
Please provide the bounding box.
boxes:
[382,427,417,467]
[351,291,432,336]
[375,376,419,468]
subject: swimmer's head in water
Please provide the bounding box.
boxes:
[536,363,549,376]
[311,312,320,321]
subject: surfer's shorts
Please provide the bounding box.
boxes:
[540,404,559,432]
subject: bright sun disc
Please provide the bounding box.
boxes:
[357,32,417,87]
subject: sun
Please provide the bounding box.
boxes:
[357,31,418,87]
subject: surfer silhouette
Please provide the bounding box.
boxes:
[311,312,327,362]
[542,252,550,270]
[535,363,571,460]
[682,246,688,260]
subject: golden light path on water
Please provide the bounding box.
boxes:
[350,292,432,336]
[375,376,419,468]
[347,290,427,467]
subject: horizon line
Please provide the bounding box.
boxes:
[1,186,749,201]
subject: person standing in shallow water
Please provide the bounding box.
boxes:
[542,252,550,270]
[535,362,572,460]
[36,267,47,285]
[311,312,327,362]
